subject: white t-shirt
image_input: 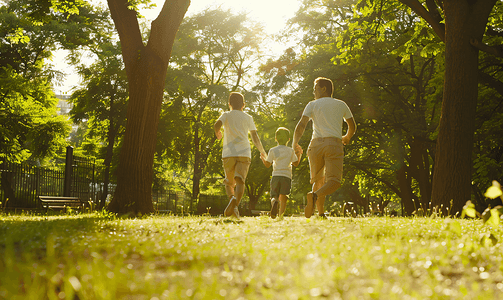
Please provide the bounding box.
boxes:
[217,110,257,158]
[302,97,353,139]
[265,145,299,179]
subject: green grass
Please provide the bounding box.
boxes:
[1,213,503,299]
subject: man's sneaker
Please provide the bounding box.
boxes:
[270,199,279,219]
[318,213,327,219]
[304,192,317,218]
[224,196,237,217]
[233,206,240,218]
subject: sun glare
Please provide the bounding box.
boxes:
[148,0,300,34]
[55,0,301,94]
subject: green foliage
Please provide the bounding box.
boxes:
[0,0,109,163]
[462,181,503,246]
[68,39,128,159]
[260,0,446,213]
[471,1,503,207]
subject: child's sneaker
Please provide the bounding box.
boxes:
[304,192,317,218]
[224,196,237,217]
[270,199,279,219]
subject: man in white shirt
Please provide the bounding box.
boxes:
[292,77,357,218]
[214,92,266,218]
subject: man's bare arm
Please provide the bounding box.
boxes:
[250,130,266,155]
[292,150,302,167]
[342,117,356,145]
[214,120,223,140]
[292,115,309,151]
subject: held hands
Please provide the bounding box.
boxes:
[260,152,272,168]
[342,134,351,145]
[293,143,303,155]
[260,152,267,162]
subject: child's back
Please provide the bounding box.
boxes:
[261,127,302,218]
[266,145,298,179]
[219,110,256,158]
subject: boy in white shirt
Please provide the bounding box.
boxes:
[260,127,303,218]
[214,92,266,218]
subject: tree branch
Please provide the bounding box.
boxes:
[470,38,503,58]
[107,0,144,73]
[398,0,445,41]
[148,0,191,65]
[479,71,503,98]
[486,27,503,38]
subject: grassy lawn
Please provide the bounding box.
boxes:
[1,213,503,299]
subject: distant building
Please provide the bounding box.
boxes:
[55,94,79,141]
[55,94,72,115]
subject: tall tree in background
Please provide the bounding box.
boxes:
[258,0,443,214]
[0,0,105,163]
[1,0,106,206]
[159,8,264,211]
[106,0,189,215]
[69,40,129,209]
[395,0,498,214]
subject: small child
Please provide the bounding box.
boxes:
[260,127,303,218]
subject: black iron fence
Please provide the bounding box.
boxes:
[152,190,186,214]
[1,146,251,214]
[0,162,66,208]
[197,194,229,215]
[0,146,108,209]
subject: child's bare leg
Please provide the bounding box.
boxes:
[270,197,279,218]
[224,182,237,217]
[279,194,288,216]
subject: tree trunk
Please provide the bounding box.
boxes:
[397,164,415,215]
[431,0,495,215]
[0,163,16,207]
[191,122,201,213]
[108,48,166,214]
[347,184,368,212]
[100,91,117,209]
[248,193,258,211]
[409,138,432,210]
[106,0,189,215]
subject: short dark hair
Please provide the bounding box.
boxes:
[314,77,333,96]
[275,127,290,145]
[229,92,244,109]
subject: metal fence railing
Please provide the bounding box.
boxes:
[0,162,66,209]
[1,146,265,214]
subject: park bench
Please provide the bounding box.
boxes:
[38,196,84,212]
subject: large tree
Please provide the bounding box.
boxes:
[106,0,190,214]
[395,0,499,214]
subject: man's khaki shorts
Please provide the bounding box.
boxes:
[307,137,344,185]
[222,157,251,187]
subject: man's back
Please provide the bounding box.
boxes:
[302,97,353,139]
